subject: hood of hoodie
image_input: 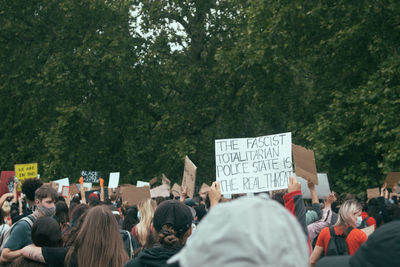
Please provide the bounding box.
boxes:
[134,245,182,267]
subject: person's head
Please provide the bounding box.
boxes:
[122,206,139,231]
[335,199,362,228]
[194,205,207,222]
[69,203,89,227]
[31,216,62,247]
[65,205,128,267]
[168,196,309,267]
[135,198,157,246]
[55,201,69,226]
[153,200,193,247]
[34,185,58,217]
[21,179,43,202]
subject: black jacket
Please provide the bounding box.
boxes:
[124,245,181,267]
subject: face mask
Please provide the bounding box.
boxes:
[137,211,141,220]
[36,206,56,217]
[355,216,363,227]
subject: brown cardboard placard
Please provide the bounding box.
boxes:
[292,144,318,185]
[361,225,375,237]
[149,177,158,186]
[69,184,80,196]
[385,172,400,189]
[150,184,170,198]
[366,188,380,200]
[171,183,182,198]
[181,156,197,198]
[161,173,171,188]
[119,185,150,206]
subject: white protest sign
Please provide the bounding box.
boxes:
[77,183,92,191]
[215,132,292,194]
[108,172,120,188]
[137,181,150,187]
[150,184,170,198]
[298,173,331,199]
[53,178,69,194]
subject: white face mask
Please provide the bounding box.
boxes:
[355,216,363,227]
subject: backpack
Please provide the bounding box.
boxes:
[0,215,34,255]
[325,226,353,256]
[357,216,370,229]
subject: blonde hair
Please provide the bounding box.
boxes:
[335,199,362,227]
[136,199,156,247]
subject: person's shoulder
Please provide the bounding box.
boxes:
[348,228,367,241]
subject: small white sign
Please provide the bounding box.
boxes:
[298,173,331,199]
[53,178,69,194]
[137,181,150,187]
[108,172,120,188]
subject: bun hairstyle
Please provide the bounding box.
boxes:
[159,225,181,247]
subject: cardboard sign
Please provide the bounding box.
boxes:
[61,186,70,198]
[150,184,170,198]
[14,163,38,184]
[171,183,182,198]
[292,144,318,185]
[298,173,330,199]
[53,178,69,194]
[385,172,400,189]
[367,188,380,200]
[119,185,150,206]
[70,184,80,196]
[162,173,171,188]
[0,171,15,195]
[137,181,150,187]
[81,171,100,183]
[361,225,375,237]
[182,156,197,198]
[215,132,293,194]
[149,177,158,186]
[108,172,120,188]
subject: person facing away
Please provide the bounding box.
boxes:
[124,200,194,267]
[1,185,57,263]
[310,199,367,266]
[21,205,129,267]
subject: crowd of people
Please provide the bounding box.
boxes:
[0,176,398,266]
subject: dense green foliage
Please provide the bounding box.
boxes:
[1,0,399,194]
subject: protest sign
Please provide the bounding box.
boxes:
[70,184,80,196]
[0,171,15,195]
[292,144,318,185]
[171,183,182,198]
[14,163,38,185]
[298,173,330,199]
[61,186,70,198]
[182,156,197,198]
[77,183,92,191]
[150,184,170,198]
[215,132,292,194]
[53,178,69,194]
[385,172,400,189]
[108,172,120,188]
[137,181,150,187]
[81,171,100,183]
[119,185,150,206]
[149,177,158,186]
[361,225,375,237]
[162,173,171,188]
[367,188,380,200]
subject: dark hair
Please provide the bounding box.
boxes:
[71,195,81,205]
[88,197,102,207]
[10,257,46,267]
[55,201,69,226]
[158,224,187,247]
[35,185,58,202]
[31,217,63,247]
[21,179,43,202]
[155,196,166,206]
[194,205,207,222]
[122,206,139,231]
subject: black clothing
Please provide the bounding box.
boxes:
[124,245,182,267]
